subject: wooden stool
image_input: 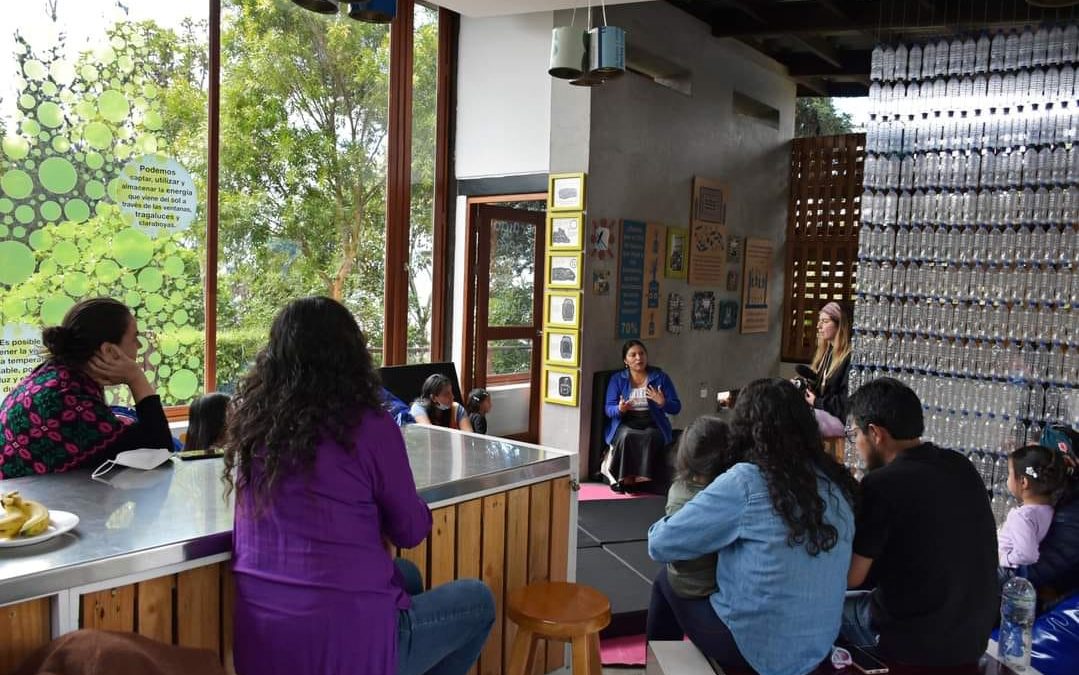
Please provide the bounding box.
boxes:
[506,581,612,675]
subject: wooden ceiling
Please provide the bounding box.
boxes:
[667,0,1079,96]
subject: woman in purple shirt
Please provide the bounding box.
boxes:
[227,297,494,675]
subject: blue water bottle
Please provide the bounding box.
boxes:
[998,576,1036,671]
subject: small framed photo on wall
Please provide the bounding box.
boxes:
[546,252,583,289]
[544,291,582,329]
[543,366,579,406]
[548,172,586,212]
[665,227,688,279]
[548,212,584,250]
[545,329,580,367]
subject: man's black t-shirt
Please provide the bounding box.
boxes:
[855,443,998,666]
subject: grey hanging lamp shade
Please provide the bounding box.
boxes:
[292,0,339,14]
[588,26,625,78]
[550,26,587,79]
[347,0,396,22]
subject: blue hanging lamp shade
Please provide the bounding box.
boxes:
[588,26,625,78]
[347,0,396,23]
[291,0,339,14]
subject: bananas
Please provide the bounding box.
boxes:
[0,492,50,540]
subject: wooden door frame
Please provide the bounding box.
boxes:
[462,193,547,442]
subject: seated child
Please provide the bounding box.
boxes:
[466,388,491,435]
[664,415,740,598]
[998,444,1067,580]
[183,392,231,451]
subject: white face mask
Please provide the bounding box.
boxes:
[91,448,173,479]
[435,403,451,411]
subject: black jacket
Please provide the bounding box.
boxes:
[813,352,851,422]
[1022,480,1079,596]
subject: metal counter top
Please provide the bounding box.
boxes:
[0,425,571,606]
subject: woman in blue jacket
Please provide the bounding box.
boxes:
[601,340,681,492]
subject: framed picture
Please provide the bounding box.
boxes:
[543,366,579,406]
[546,252,583,289]
[592,269,611,296]
[548,172,586,212]
[548,212,584,250]
[544,291,582,329]
[718,300,739,330]
[691,291,716,330]
[665,227,688,279]
[545,329,580,367]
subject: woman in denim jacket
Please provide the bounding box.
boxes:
[647,378,857,675]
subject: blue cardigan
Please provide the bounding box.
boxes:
[604,367,681,445]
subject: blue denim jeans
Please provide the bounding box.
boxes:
[840,590,878,649]
[395,559,495,675]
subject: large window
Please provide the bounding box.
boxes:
[0,1,208,405]
[217,0,391,383]
[0,0,450,404]
[407,3,439,364]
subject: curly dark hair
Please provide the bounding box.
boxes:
[730,378,858,555]
[223,297,384,504]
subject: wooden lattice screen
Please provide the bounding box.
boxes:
[781,133,866,362]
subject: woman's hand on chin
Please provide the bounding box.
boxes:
[87,345,154,401]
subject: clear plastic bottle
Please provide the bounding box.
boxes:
[871,44,885,81]
[1065,25,1079,64]
[1032,26,1049,68]
[883,45,896,82]
[990,32,1007,72]
[1018,27,1035,71]
[909,43,923,81]
[923,41,938,79]
[962,36,977,75]
[895,43,909,82]
[937,38,951,76]
[999,576,1036,671]
[1005,30,1020,72]
[1048,25,1064,66]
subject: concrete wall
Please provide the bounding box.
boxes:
[455,12,553,179]
[571,2,797,472]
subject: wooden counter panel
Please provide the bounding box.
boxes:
[0,597,50,674]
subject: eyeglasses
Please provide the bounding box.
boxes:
[844,426,859,443]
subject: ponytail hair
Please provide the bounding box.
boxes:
[1011,444,1069,504]
[42,297,132,366]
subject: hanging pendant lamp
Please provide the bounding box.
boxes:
[550,25,587,79]
[347,0,396,22]
[291,0,339,14]
[589,25,625,78]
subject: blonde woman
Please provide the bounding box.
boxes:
[804,302,852,421]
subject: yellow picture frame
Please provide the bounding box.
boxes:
[543,366,579,406]
[547,212,584,251]
[665,226,688,279]
[546,252,583,290]
[544,329,580,367]
[547,172,586,212]
[543,291,582,329]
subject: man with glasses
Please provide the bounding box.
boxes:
[842,377,997,667]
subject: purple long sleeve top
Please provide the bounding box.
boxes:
[231,408,432,675]
[998,503,1055,568]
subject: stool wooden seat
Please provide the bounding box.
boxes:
[506,581,611,675]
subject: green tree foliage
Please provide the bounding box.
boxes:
[1,0,442,398]
[795,97,854,138]
[0,20,207,402]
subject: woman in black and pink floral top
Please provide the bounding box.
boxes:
[0,297,173,479]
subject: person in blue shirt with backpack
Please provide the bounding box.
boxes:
[600,340,681,493]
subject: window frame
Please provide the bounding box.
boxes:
[158,0,453,416]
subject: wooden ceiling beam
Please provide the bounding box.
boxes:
[707,1,1062,39]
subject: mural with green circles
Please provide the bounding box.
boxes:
[0,24,206,405]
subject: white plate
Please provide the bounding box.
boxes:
[0,511,79,548]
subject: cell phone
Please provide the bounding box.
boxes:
[177,448,225,461]
[848,645,888,674]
